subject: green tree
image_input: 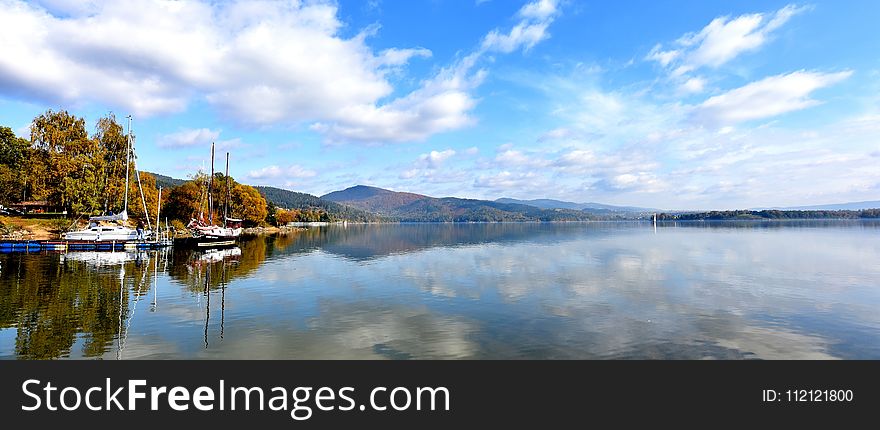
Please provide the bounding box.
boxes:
[162,177,205,223]
[228,182,268,226]
[265,200,278,226]
[0,126,31,204]
[30,110,104,214]
[94,113,129,213]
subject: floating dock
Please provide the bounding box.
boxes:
[0,240,172,253]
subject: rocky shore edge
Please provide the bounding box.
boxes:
[241,225,307,235]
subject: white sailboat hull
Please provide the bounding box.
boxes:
[191,226,242,239]
[61,225,147,242]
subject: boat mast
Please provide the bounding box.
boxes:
[156,186,162,235]
[197,161,205,221]
[133,161,152,231]
[129,122,153,232]
[208,142,215,225]
[224,152,230,223]
[123,115,132,214]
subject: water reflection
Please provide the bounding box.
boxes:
[269,223,613,261]
[1,220,878,359]
[0,249,157,359]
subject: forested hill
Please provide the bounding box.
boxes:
[322,185,599,222]
[254,186,384,222]
[152,173,186,190]
[656,209,880,220]
[321,185,429,214]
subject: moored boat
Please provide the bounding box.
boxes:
[175,144,242,249]
[60,116,155,243]
[61,211,144,241]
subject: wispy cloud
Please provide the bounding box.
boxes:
[694,70,852,125]
[398,148,461,180]
[481,0,559,53]
[647,4,809,77]
[247,164,317,180]
[315,0,563,144]
[157,128,220,149]
[419,149,457,169]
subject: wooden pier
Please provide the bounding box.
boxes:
[0,239,172,253]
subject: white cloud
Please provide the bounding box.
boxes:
[482,22,551,54]
[396,165,471,185]
[312,0,563,143]
[0,0,563,145]
[310,56,483,143]
[680,77,707,94]
[419,149,457,169]
[646,44,680,67]
[157,128,220,149]
[555,149,596,166]
[215,138,245,151]
[397,148,464,181]
[376,47,432,67]
[247,164,317,180]
[597,172,665,193]
[695,70,852,125]
[481,0,559,53]
[538,127,576,141]
[648,4,808,74]
[493,147,550,168]
[399,169,419,179]
[473,171,545,190]
[519,0,558,20]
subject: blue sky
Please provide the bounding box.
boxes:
[0,0,878,209]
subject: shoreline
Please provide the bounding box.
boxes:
[4,216,878,241]
[241,225,308,235]
[0,216,59,240]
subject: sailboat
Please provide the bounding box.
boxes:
[175,143,242,249]
[62,116,152,242]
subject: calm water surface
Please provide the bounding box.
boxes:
[1,221,878,359]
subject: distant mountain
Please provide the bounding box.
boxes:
[496,197,656,213]
[149,172,186,190]
[321,185,429,214]
[254,186,383,222]
[764,201,880,211]
[322,185,598,222]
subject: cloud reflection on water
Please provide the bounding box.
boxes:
[1,221,878,359]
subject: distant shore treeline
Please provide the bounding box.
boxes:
[656,209,880,221]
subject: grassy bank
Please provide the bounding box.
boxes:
[0,215,70,240]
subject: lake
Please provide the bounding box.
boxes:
[1,221,878,359]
